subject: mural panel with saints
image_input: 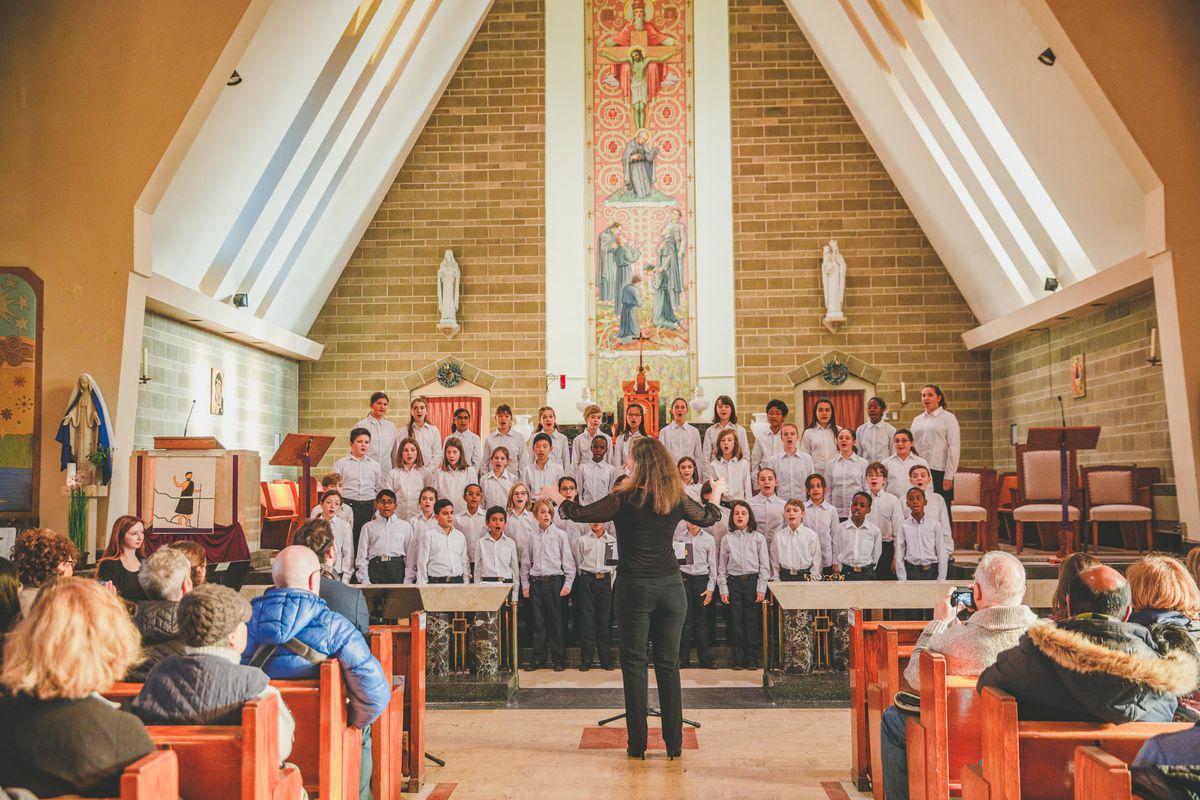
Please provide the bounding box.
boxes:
[589,0,693,409]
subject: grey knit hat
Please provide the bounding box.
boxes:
[177,583,252,647]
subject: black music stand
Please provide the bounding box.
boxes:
[1026,426,1100,554]
[270,433,336,518]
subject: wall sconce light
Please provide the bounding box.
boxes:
[227,70,244,86]
[1037,48,1056,66]
[232,293,249,308]
[1043,277,1059,292]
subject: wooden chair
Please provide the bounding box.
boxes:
[1081,465,1153,552]
[950,467,996,551]
[1074,746,1135,800]
[847,609,926,793]
[905,651,981,800]
[1012,444,1081,555]
[866,623,923,800]
[272,660,362,800]
[260,481,298,550]
[960,686,1189,800]
[995,471,1017,544]
[369,627,407,800]
[372,611,427,792]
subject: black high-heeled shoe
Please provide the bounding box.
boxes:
[666,748,682,760]
[627,750,645,760]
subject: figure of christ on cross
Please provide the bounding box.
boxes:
[598,38,682,132]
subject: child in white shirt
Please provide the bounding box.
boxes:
[433,437,476,514]
[856,396,896,464]
[576,435,617,504]
[388,437,431,519]
[702,395,750,474]
[800,397,840,479]
[804,473,839,574]
[765,422,816,505]
[707,427,752,502]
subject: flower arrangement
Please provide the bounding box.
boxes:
[66,471,88,555]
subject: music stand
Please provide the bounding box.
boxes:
[270,434,337,520]
[1026,426,1100,554]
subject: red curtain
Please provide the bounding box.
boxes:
[803,390,865,432]
[424,396,482,440]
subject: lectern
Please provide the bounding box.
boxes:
[1026,426,1100,554]
[270,433,336,521]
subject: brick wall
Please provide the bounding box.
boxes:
[991,291,1170,477]
[728,0,991,466]
[300,0,546,470]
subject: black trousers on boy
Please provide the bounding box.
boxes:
[725,573,761,668]
[574,572,614,667]
[680,572,713,666]
[529,574,566,667]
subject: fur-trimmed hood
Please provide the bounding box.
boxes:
[1028,621,1200,696]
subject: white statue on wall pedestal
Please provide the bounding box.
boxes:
[436,249,461,338]
[821,239,846,333]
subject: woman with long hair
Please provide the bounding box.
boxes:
[801,397,840,479]
[540,437,725,760]
[1049,551,1100,621]
[910,384,961,524]
[96,515,148,601]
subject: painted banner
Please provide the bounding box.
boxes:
[588,0,695,411]
[0,269,40,516]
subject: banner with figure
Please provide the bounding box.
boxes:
[588,0,695,411]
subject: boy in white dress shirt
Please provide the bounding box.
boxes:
[747,467,786,544]
[416,499,469,585]
[357,392,399,473]
[311,473,355,526]
[529,406,572,477]
[456,483,488,561]
[334,427,384,554]
[771,499,822,581]
[576,436,616,504]
[750,399,788,475]
[521,499,575,671]
[896,488,947,581]
[472,507,519,600]
[832,493,882,581]
[355,489,412,585]
[865,463,904,580]
[908,464,954,557]
[677,521,717,669]
[570,522,616,671]
[313,490,354,583]
[765,423,815,505]
[856,396,896,465]
[522,433,565,500]
[482,404,525,476]
[448,407,484,470]
[658,397,703,466]
[571,404,615,470]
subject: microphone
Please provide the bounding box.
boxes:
[181,400,195,438]
[1055,396,1066,428]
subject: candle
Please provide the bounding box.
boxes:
[142,347,149,377]
[900,381,907,404]
[1150,327,1157,360]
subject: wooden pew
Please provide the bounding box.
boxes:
[866,624,910,800]
[272,660,362,800]
[370,627,407,800]
[99,687,302,799]
[1074,746,1135,800]
[50,750,180,800]
[373,611,427,792]
[848,610,926,792]
[905,651,981,800]
[961,686,1189,800]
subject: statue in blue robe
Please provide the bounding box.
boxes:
[610,237,640,312]
[617,276,643,344]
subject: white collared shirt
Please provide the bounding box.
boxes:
[527,429,572,477]
[387,465,431,519]
[356,415,399,471]
[835,519,882,569]
[522,459,565,500]
[866,488,905,543]
[520,525,576,591]
[482,429,527,476]
[571,427,616,470]
[473,534,519,599]
[677,530,718,590]
[434,466,477,514]
[504,509,538,555]
[325,515,355,584]
[479,469,514,512]
[828,453,869,518]
[903,488,953,554]
[333,454,383,502]
[402,421,443,470]
[800,425,839,478]
[658,421,703,467]
[882,453,929,499]
[702,422,750,471]
[717,529,770,594]
[576,459,616,505]
[770,524,822,580]
[856,420,896,464]
[355,514,413,584]
[571,531,616,574]
[911,407,961,479]
[750,428,784,474]
[804,499,839,569]
[455,507,489,553]
[707,456,752,501]
[895,515,947,581]
[446,428,483,470]
[765,450,816,506]
[747,493,786,544]
[416,526,469,582]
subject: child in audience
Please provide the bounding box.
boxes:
[483,404,525,476]
[523,432,565,499]
[355,489,412,585]
[856,396,895,464]
[456,483,488,556]
[613,402,647,472]
[334,427,383,545]
[865,463,904,580]
[832,492,882,581]
[311,472,354,525]
[702,395,750,473]
[448,407,483,469]
[404,396,442,467]
[765,422,815,505]
[571,404,613,469]
[659,396,703,466]
[388,437,430,519]
[907,464,953,556]
[473,507,519,600]
[804,473,838,573]
[678,456,702,502]
[677,520,717,669]
[771,499,821,581]
[717,500,769,670]
[882,428,927,498]
[577,436,617,504]
[829,427,868,520]
[434,437,476,514]
[415,499,469,584]
[748,467,785,544]
[315,489,354,583]
[750,399,788,475]
[708,428,752,501]
[505,483,537,554]
[571,522,617,671]
[530,406,571,476]
[801,397,840,479]
[480,447,515,510]
[521,499,575,671]
[896,487,947,581]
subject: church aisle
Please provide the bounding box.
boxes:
[420,708,856,799]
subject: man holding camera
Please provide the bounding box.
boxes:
[879,551,1036,800]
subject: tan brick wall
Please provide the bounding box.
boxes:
[728,0,991,466]
[300,0,546,470]
[991,291,1170,478]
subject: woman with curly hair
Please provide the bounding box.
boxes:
[10,527,78,616]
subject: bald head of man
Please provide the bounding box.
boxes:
[1066,564,1131,620]
[272,545,322,593]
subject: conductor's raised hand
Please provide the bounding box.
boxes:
[708,478,728,506]
[536,485,565,506]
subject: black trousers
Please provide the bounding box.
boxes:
[680,572,712,665]
[574,573,614,666]
[344,498,376,559]
[427,575,464,584]
[841,565,877,581]
[725,574,761,667]
[613,573,687,755]
[905,562,938,581]
[529,575,565,666]
[931,469,954,526]
[876,540,897,580]
[367,557,406,585]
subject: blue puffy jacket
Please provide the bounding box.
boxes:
[242,587,389,728]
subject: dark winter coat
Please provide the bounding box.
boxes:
[131,651,269,725]
[126,600,186,682]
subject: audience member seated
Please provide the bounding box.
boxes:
[292,518,369,638]
[96,515,149,602]
[1128,555,1200,640]
[10,527,78,616]
[0,578,154,797]
[0,558,19,660]
[132,583,295,760]
[880,551,1036,800]
[1131,725,1200,800]
[1048,551,1098,621]
[243,545,389,800]
[167,539,208,588]
[978,564,1200,723]
[126,547,193,681]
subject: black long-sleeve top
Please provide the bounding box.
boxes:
[559,492,722,579]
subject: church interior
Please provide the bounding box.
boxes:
[2,0,1200,798]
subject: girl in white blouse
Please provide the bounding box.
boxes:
[678,456,703,502]
[528,406,572,477]
[911,384,961,523]
[402,397,442,468]
[881,428,929,499]
[800,398,840,479]
[828,427,869,519]
[434,438,476,514]
[388,437,432,519]
[613,402,647,472]
[708,428,753,502]
[504,483,538,555]
[701,395,750,473]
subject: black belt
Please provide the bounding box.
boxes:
[530,574,563,583]
[480,577,514,584]
[842,565,870,573]
[781,567,811,577]
[905,561,935,569]
[369,555,403,563]
[427,576,464,584]
[728,573,757,581]
[584,571,612,580]
[344,497,375,506]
